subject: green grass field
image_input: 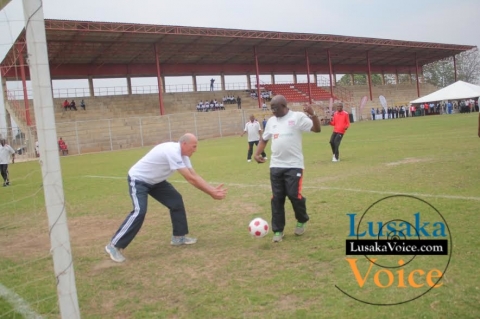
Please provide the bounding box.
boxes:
[1,113,479,319]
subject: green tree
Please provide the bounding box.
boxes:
[337,74,382,85]
[423,49,480,87]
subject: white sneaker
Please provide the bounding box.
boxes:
[332,154,336,161]
[332,158,339,162]
[247,159,251,162]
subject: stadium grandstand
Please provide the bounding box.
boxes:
[1,19,476,155]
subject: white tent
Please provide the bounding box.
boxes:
[410,81,480,104]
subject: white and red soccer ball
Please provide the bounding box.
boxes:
[248,218,269,238]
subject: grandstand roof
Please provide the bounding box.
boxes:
[0,19,476,79]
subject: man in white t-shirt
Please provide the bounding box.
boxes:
[254,95,321,242]
[105,133,228,263]
[0,139,15,187]
[240,115,267,162]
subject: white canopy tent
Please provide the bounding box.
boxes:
[410,81,480,104]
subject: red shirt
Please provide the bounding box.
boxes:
[330,111,350,134]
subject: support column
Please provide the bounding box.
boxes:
[415,53,420,97]
[395,69,399,84]
[271,73,275,84]
[220,73,225,91]
[381,72,385,85]
[409,71,412,84]
[350,74,354,85]
[17,43,32,126]
[453,55,457,82]
[192,75,197,92]
[366,51,373,101]
[154,43,165,115]
[88,76,94,97]
[253,46,262,109]
[2,76,13,141]
[305,48,312,104]
[293,72,297,84]
[247,74,251,90]
[313,72,318,86]
[161,75,166,93]
[5,110,13,142]
[126,76,132,95]
[327,49,334,98]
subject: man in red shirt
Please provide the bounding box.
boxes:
[330,102,350,162]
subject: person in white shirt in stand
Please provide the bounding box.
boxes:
[240,115,267,162]
[105,133,227,263]
[0,139,15,187]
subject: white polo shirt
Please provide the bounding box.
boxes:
[244,120,262,142]
[128,142,192,185]
[0,144,15,165]
[262,110,313,169]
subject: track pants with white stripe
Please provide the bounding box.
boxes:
[111,176,189,249]
[270,167,309,233]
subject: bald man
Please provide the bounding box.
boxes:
[106,133,227,263]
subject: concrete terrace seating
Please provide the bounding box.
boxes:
[261,83,334,103]
[263,84,309,103]
[294,83,333,101]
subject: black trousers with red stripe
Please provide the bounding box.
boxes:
[270,167,309,233]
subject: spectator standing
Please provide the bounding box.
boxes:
[330,102,350,162]
[237,96,242,109]
[210,78,215,91]
[58,137,68,156]
[80,99,86,110]
[253,95,321,242]
[0,139,15,187]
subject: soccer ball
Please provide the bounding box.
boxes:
[248,218,269,238]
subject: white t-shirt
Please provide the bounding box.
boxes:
[244,120,262,142]
[0,144,15,164]
[128,142,192,185]
[262,110,313,169]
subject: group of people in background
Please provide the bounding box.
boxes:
[196,99,226,112]
[370,98,479,120]
[62,99,86,111]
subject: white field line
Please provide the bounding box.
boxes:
[0,283,43,319]
[83,175,480,202]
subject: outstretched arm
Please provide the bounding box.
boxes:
[177,167,227,199]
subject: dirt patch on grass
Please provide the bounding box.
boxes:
[386,157,430,166]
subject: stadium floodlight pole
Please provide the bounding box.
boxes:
[21,0,81,318]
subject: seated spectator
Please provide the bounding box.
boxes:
[262,102,268,111]
[80,99,86,110]
[62,99,69,111]
[58,137,68,156]
[70,100,77,111]
[219,102,225,110]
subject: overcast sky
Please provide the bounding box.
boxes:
[0,0,479,130]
